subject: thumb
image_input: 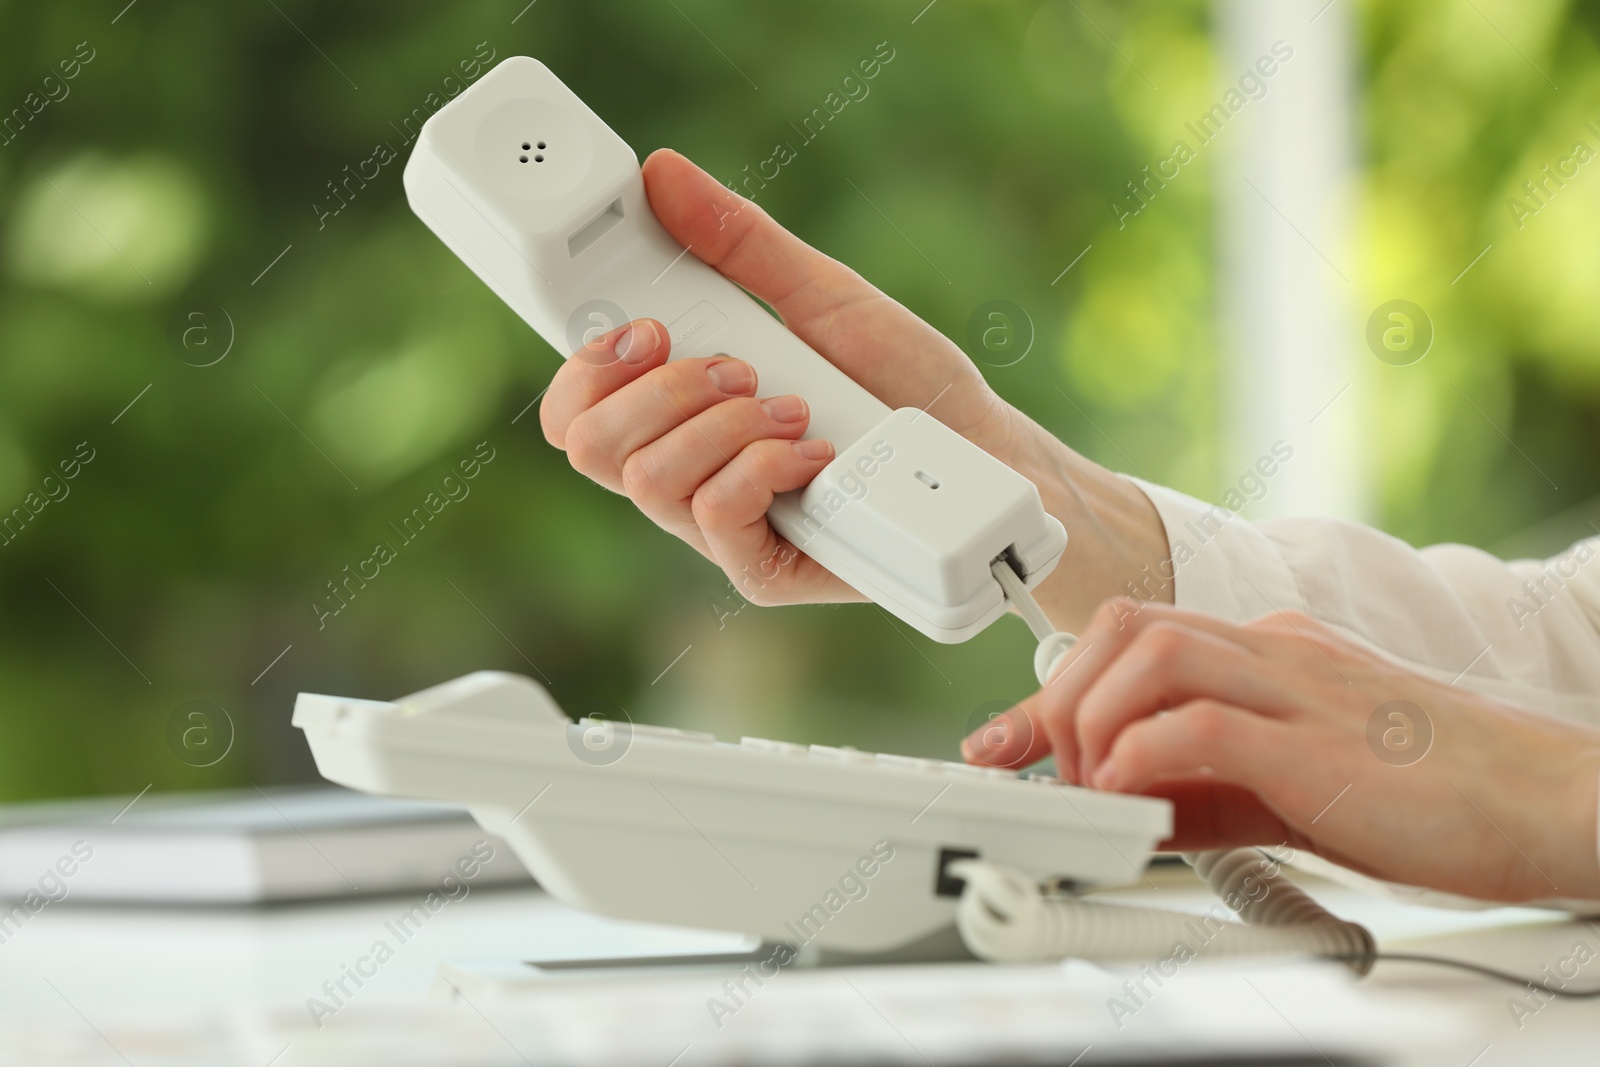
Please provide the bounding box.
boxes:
[641,148,997,433]
[641,148,876,329]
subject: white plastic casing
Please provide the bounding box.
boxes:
[402,56,1066,642]
[294,672,1172,954]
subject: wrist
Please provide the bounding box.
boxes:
[996,412,1172,634]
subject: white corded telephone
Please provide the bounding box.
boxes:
[296,54,1599,998]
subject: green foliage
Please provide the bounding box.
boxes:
[1358,0,1600,548]
[0,1,1593,800]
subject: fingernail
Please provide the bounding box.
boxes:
[616,323,657,364]
[1092,762,1120,791]
[794,439,833,461]
[762,395,808,424]
[707,358,755,394]
[962,713,1020,767]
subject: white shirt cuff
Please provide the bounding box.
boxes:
[1124,477,1306,624]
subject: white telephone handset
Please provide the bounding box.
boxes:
[401,55,1066,643]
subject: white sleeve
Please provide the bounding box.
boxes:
[1128,478,1600,724]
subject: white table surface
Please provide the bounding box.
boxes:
[1,864,1595,1065]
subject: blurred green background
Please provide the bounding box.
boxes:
[0,0,1594,801]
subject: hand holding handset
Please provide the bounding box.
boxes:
[402,56,1065,642]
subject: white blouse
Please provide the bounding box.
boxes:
[1132,479,1600,725]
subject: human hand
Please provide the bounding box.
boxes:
[539,148,1010,606]
[962,599,1600,903]
[539,149,1167,622]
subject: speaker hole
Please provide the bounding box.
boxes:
[537,141,546,149]
[519,155,528,163]
[522,142,531,150]
[535,154,545,163]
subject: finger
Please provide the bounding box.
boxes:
[962,599,1262,773]
[1244,608,1369,686]
[1093,699,1290,799]
[642,149,878,329]
[623,395,811,531]
[691,437,836,601]
[541,319,669,448]
[564,356,760,493]
[960,689,1052,774]
[1075,622,1318,785]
